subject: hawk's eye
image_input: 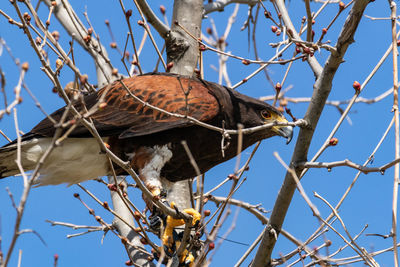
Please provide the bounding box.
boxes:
[261,110,271,119]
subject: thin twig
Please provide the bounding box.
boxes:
[390,1,399,266]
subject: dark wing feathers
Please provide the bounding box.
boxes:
[119,120,192,138]
[31,73,221,138]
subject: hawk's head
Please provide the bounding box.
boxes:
[230,90,293,144]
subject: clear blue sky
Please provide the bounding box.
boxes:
[0,1,396,266]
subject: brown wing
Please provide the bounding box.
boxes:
[31,73,220,138]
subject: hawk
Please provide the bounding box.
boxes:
[0,73,293,196]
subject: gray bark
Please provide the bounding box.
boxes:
[166,0,203,76]
[109,177,155,267]
[163,0,203,210]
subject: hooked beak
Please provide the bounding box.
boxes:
[278,126,294,144]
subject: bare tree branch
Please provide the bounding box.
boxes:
[136,0,170,39]
[390,1,400,265]
[42,0,113,86]
[300,157,400,174]
[108,177,155,267]
[274,0,323,78]
[251,1,370,266]
[204,0,259,14]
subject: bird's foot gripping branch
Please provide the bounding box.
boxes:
[149,201,201,267]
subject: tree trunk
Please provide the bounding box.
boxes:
[165,0,203,210]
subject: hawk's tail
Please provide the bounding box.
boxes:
[0,138,40,179]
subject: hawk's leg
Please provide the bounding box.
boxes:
[130,145,173,200]
[130,145,201,265]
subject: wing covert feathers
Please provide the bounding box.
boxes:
[31,74,221,138]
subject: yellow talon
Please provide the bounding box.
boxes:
[172,238,195,267]
[161,202,201,247]
[180,249,195,267]
[161,202,199,266]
